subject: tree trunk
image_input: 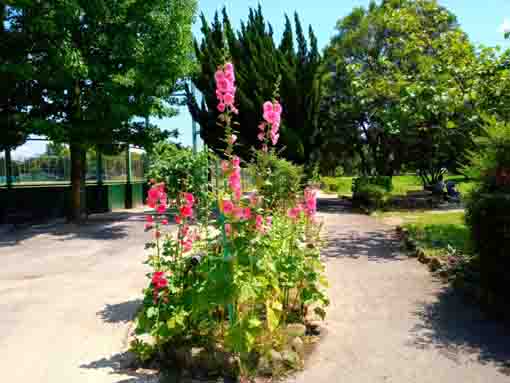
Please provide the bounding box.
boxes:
[69,142,86,221]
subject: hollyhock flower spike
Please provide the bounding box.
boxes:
[157,204,167,214]
[223,200,234,214]
[180,205,193,218]
[183,192,195,207]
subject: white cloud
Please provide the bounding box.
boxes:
[499,18,510,34]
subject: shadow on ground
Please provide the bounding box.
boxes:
[98,299,143,324]
[410,286,510,375]
[318,196,406,262]
[80,351,160,383]
[0,211,148,248]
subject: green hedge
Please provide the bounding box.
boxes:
[352,183,389,209]
[321,176,339,193]
[352,176,393,194]
[465,191,510,310]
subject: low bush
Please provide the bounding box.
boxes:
[147,142,209,219]
[250,152,304,210]
[320,176,339,193]
[353,183,389,209]
[352,176,393,194]
[463,119,510,313]
[465,190,510,310]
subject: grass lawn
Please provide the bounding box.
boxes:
[324,174,477,197]
[377,210,471,256]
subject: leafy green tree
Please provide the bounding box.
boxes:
[6,0,196,220]
[323,0,478,182]
[188,6,323,166]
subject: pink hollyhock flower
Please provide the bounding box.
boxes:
[257,132,265,141]
[223,200,234,214]
[274,102,282,114]
[263,101,273,114]
[229,134,237,145]
[231,106,239,115]
[288,208,298,219]
[233,206,244,219]
[146,215,154,223]
[217,78,230,93]
[144,223,153,231]
[229,173,241,192]
[243,207,252,220]
[183,192,195,207]
[180,224,189,237]
[234,189,242,200]
[225,62,234,73]
[175,215,182,224]
[232,156,240,168]
[182,239,193,252]
[157,203,167,214]
[258,122,266,130]
[217,103,226,112]
[180,205,193,218]
[271,131,279,145]
[225,223,232,236]
[215,69,226,82]
[161,218,168,225]
[152,271,168,289]
[223,92,234,105]
[216,89,223,101]
[304,187,317,215]
[255,214,264,232]
[266,216,272,228]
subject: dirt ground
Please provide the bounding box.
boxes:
[1,200,509,383]
[287,197,510,383]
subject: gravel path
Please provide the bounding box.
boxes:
[0,211,158,383]
[288,197,510,383]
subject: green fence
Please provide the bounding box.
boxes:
[1,140,147,223]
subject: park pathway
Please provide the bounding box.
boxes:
[288,196,510,383]
[0,211,158,383]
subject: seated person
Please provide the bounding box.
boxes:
[432,175,446,197]
[446,180,460,200]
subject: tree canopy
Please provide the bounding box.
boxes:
[322,0,481,182]
[2,0,196,219]
[188,6,323,165]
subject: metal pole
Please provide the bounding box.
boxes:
[96,150,103,185]
[190,79,198,154]
[5,148,12,189]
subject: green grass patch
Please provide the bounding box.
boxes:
[379,210,471,255]
[325,174,477,198]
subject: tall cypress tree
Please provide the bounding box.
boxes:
[188,6,323,165]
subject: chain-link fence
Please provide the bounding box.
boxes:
[2,138,146,186]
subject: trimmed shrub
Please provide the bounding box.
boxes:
[465,190,510,310]
[352,183,389,209]
[352,176,393,194]
[321,177,339,193]
[251,153,304,209]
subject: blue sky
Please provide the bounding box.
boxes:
[16,0,510,158]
